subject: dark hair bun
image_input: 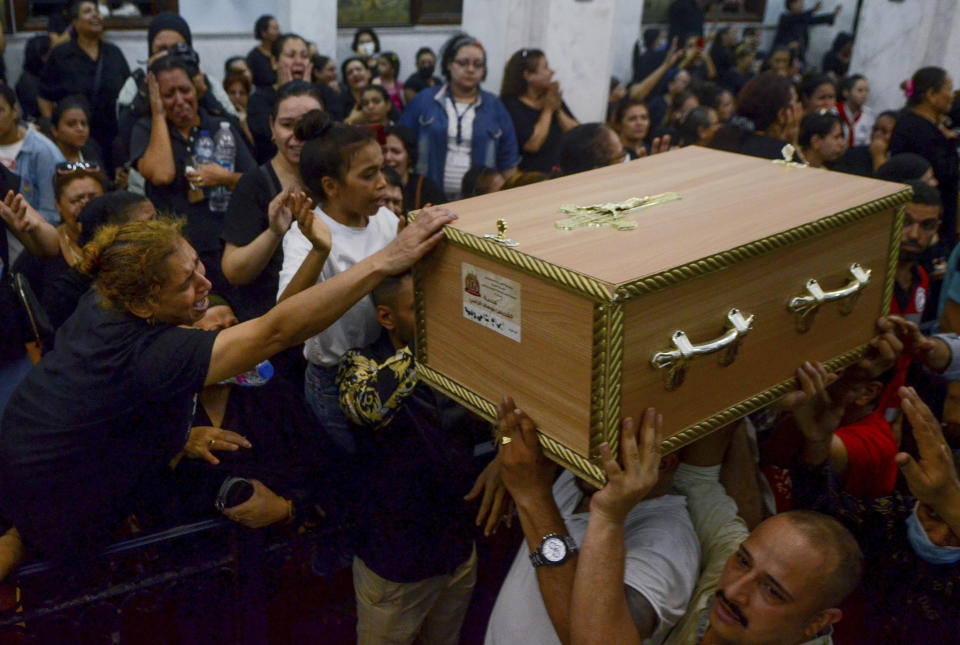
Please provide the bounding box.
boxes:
[294,109,332,142]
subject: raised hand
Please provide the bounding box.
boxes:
[0,190,41,233]
[497,395,557,505]
[590,409,663,524]
[858,317,905,378]
[267,187,295,236]
[182,425,252,466]
[785,361,844,446]
[290,191,330,253]
[880,316,951,372]
[897,387,960,516]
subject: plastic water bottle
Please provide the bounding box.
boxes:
[193,130,215,201]
[210,122,236,213]
[220,360,274,387]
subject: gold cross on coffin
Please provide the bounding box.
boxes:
[555,193,681,231]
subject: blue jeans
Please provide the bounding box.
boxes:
[305,362,356,455]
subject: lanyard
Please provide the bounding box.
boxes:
[448,93,478,146]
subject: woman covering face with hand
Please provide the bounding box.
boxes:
[130,55,256,294]
[246,33,339,163]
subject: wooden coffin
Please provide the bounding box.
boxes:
[412,146,909,485]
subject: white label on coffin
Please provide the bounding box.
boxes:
[461,262,522,342]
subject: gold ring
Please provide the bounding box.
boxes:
[208,438,216,448]
[500,436,512,446]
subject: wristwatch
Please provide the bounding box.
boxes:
[530,533,578,567]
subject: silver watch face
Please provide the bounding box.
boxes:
[542,536,567,562]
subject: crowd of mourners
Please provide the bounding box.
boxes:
[1,0,960,643]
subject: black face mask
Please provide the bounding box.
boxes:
[418,65,435,80]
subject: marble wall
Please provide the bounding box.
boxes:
[850,0,959,112]
[463,0,618,123]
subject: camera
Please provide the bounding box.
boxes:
[163,42,201,76]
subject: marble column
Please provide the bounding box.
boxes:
[850,0,959,113]
[289,0,338,59]
[463,0,618,123]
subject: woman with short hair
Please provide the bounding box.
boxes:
[0,201,453,565]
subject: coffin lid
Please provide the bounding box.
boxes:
[438,147,909,289]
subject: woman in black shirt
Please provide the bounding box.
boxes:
[13,163,106,309]
[382,125,445,214]
[246,14,280,89]
[0,204,454,564]
[500,49,578,174]
[710,72,802,161]
[129,56,256,293]
[46,95,103,165]
[221,81,325,321]
[38,1,129,170]
[889,67,959,247]
[403,47,443,105]
[247,33,338,163]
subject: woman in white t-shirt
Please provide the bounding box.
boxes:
[276,109,402,454]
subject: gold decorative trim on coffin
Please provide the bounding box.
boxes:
[660,344,869,455]
[614,188,912,300]
[410,187,911,486]
[589,300,624,483]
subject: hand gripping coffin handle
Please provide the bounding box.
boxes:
[650,309,755,391]
[788,263,871,333]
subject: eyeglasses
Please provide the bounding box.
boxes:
[56,161,102,174]
[453,58,485,70]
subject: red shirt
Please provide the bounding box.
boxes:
[835,408,899,498]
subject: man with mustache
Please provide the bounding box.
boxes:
[893,181,941,324]
[486,402,699,645]
[567,411,863,645]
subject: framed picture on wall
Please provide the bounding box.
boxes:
[338,0,412,26]
[642,0,766,24]
[338,0,462,27]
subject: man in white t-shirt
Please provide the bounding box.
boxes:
[485,401,699,645]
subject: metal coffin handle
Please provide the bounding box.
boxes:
[788,263,871,333]
[650,309,755,390]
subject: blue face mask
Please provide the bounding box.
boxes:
[906,504,960,566]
